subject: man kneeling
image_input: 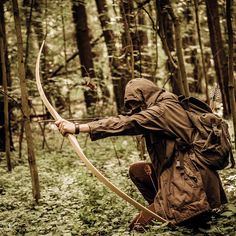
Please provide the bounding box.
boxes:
[56,79,228,230]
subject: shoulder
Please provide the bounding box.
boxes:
[159,91,178,102]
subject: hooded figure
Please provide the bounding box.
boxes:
[57,79,227,229]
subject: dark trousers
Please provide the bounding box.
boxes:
[129,161,158,204]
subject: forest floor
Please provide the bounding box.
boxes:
[0,124,236,236]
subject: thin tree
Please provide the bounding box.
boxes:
[120,1,152,81]
[22,0,56,151]
[226,0,236,148]
[120,0,135,80]
[12,0,40,202]
[0,2,6,152]
[18,0,34,160]
[167,4,189,97]
[0,1,12,154]
[193,0,209,103]
[0,5,11,171]
[61,1,72,118]
[133,7,152,80]
[205,0,230,116]
[24,0,34,77]
[156,0,184,95]
[181,4,202,94]
[0,1,11,84]
[72,0,97,114]
[95,0,127,113]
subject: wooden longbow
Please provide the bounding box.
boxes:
[35,40,169,224]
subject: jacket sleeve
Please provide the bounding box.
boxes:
[87,105,166,141]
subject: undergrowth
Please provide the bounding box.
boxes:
[0,126,235,236]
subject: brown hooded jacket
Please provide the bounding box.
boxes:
[87,78,227,225]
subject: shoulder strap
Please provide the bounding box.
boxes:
[178,95,213,114]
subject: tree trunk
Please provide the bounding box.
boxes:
[0,2,5,152]
[120,1,151,80]
[205,0,230,116]
[0,3,11,171]
[61,2,72,118]
[182,5,202,94]
[95,0,117,61]
[167,5,189,97]
[72,0,97,114]
[0,3,10,86]
[23,0,33,77]
[156,0,184,95]
[226,0,236,148]
[120,0,134,80]
[95,0,122,113]
[0,0,12,151]
[194,0,209,104]
[95,0,129,113]
[12,0,40,202]
[134,9,152,80]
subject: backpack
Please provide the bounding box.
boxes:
[178,95,235,170]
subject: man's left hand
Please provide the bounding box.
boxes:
[55,119,76,136]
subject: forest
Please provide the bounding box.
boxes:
[0,0,236,235]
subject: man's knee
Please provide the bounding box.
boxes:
[129,162,145,178]
[129,162,157,204]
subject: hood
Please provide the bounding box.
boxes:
[124,78,163,110]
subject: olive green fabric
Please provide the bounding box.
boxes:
[87,78,227,224]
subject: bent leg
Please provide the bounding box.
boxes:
[129,162,158,204]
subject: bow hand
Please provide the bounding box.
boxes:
[55,119,77,136]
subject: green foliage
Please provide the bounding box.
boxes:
[0,130,236,235]
[1,0,235,234]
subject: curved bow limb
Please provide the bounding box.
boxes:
[35,40,169,225]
